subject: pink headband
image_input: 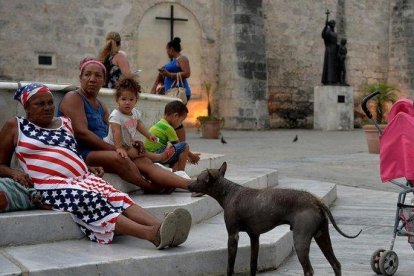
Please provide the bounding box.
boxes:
[79,60,107,76]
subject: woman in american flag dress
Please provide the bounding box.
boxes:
[0,83,190,249]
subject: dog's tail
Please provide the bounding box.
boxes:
[319,201,362,239]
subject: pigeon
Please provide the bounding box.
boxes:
[292,135,298,143]
[221,135,227,144]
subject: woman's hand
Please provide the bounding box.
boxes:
[11,170,33,188]
[88,166,104,177]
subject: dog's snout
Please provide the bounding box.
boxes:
[188,181,197,192]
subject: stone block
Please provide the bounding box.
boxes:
[313,86,354,131]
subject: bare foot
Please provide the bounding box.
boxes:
[188,152,201,165]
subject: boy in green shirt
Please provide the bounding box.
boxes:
[144,101,200,172]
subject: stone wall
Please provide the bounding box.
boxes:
[217,0,269,129]
[0,0,223,126]
[264,0,326,128]
[388,0,414,96]
[0,0,412,129]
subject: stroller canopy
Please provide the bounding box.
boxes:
[380,98,414,182]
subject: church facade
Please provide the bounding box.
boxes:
[0,0,413,129]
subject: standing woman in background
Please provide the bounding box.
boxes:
[99,32,133,88]
[151,37,192,142]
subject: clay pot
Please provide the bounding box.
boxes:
[362,124,386,154]
[200,119,223,139]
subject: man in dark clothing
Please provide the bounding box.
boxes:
[321,20,339,85]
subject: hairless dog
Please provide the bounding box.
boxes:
[189,162,361,276]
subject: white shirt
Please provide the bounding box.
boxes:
[104,108,142,147]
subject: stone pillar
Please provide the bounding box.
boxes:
[388,0,414,96]
[217,0,269,129]
[313,86,354,130]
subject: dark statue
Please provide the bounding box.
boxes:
[338,38,348,85]
[321,10,348,85]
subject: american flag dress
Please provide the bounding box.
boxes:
[14,116,134,244]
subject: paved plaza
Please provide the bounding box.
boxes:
[187,128,414,275]
[2,128,413,275]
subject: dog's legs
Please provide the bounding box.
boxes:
[248,232,259,276]
[314,220,341,276]
[227,232,239,276]
[292,229,314,276]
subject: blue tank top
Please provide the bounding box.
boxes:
[163,58,191,97]
[58,92,108,159]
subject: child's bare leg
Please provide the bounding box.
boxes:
[144,152,165,162]
[144,147,175,163]
[172,144,189,171]
[128,147,172,163]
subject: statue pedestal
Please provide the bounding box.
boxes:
[313,86,354,130]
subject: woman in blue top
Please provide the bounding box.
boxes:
[152,37,191,100]
[59,57,193,194]
[151,37,191,141]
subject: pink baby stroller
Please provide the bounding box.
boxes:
[362,92,414,276]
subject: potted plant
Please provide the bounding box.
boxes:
[197,81,223,139]
[359,83,399,153]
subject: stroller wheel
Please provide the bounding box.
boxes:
[370,248,385,274]
[379,250,399,276]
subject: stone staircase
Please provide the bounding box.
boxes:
[0,153,337,275]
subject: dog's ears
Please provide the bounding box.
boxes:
[219,162,227,176]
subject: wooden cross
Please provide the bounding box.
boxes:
[156,5,188,41]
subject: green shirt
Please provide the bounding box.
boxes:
[144,118,179,152]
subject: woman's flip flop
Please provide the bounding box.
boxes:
[156,212,177,249]
[170,208,192,247]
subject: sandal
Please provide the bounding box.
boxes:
[155,212,177,249]
[170,208,192,247]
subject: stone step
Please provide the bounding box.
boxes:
[0,178,336,276]
[0,164,277,247]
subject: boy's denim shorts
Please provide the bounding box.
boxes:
[157,141,187,165]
